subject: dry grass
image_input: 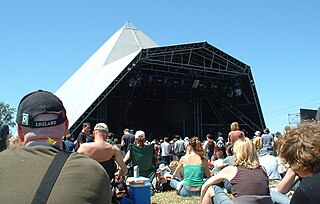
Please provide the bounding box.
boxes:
[151,190,201,204]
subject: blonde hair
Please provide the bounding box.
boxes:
[230,122,240,131]
[279,121,320,174]
[233,137,260,169]
[189,137,205,159]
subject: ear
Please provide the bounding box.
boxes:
[17,124,25,143]
[63,119,69,135]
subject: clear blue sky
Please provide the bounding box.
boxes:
[1,1,320,135]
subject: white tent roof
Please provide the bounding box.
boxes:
[55,22,158,127]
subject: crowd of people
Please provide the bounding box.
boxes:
[0,90,320,204]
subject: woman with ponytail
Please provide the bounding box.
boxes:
[170,137,211,197]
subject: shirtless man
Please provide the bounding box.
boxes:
[78,123,127,180]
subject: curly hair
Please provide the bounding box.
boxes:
[188,137,205,159]
[233,137,260,169]
[279,121,320,174]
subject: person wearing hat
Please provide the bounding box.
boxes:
[77,122,128,180]
[0,90,111,203]
[123,130,146,163]
[253,130,262,151]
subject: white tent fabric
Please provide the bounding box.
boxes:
[55,22,158,127]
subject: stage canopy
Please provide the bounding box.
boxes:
[56,22,265,139]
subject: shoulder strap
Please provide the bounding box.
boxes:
[31,151,70,204]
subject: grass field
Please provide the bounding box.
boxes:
[151,190,201,204]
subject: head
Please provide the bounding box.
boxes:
[233,137,260,169]
[16,90,69,147]
[230,122,240,131]
[123,128,130,134]
[263,128,270,134]
[216,150,224,159]
[65,133,72,140]
[206,133,213,140]
[134,130,145,146]
[279,121,320,177]
[254,131,261,137]
[82,122,91,135]
[93,123,109,140]
[188,137,205,159]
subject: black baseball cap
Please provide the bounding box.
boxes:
[16,90,67,128]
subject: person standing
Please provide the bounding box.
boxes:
[261,128,274,154]
[228,122,244,145]
[173,135,185,161]
[203,133,216,161]
[78,123,128,180]
[0,90,110,203]
[74,122,91,151]
[161,137,172,165]
[121,128,134,156]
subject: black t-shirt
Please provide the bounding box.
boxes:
[121,133,134,154]
[290,172,320,204]
[77,132,87,144]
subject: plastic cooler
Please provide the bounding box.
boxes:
[126,176,151,204]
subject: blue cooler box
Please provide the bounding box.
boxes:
[126,176,151,204]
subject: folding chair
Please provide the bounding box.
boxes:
[129,144,158,192]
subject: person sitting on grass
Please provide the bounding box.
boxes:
[273,121,320,204]
[201,137,272,204]
[170,137,211,197]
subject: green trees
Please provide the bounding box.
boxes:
[0,102,16,127]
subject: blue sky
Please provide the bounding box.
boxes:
[1,1,320,135]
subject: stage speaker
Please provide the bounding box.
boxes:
[300,108,317,120]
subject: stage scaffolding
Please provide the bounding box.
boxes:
[70,42,265,138]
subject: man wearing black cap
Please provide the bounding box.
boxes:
[0,90,111,203]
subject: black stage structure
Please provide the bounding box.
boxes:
[69,42,265,140]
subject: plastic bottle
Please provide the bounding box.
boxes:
[133,165,139,178]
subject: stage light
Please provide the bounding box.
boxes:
[192,80,200,89]
[233,82,242,97]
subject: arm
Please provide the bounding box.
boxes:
[203,141,207,151]
[276,168,299,193]
[123,149,131,163]
[120,136,125,147]
[114,147,128,177]
[201,166,235,200]
[172,156,184,178]
[203,158,212,178]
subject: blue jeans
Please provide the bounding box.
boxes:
[211,185,233,204]
[270,191,290,204]
[170,178,201,196]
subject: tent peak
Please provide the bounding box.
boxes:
[123,21,138,30]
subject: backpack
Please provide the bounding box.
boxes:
[207,139,215,151]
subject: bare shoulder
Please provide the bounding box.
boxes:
[220,166,237,180]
